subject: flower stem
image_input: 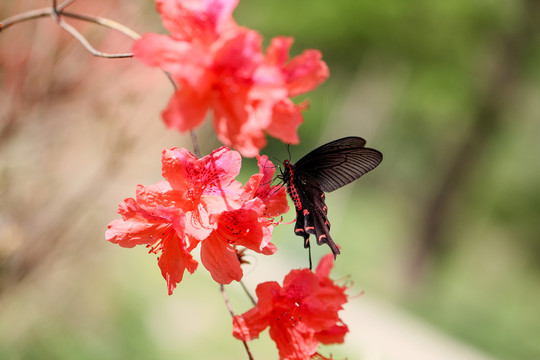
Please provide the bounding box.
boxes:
[190,131,201,158]
[240,280,257,306]
[220,285,254,360]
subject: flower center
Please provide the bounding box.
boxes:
[216,211,249,244]
[146,224,176,255]
[273,301,302,328]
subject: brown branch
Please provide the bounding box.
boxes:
[60,11,140,40]
[57,18,133,58]
[220,285,254,360]
[0,8,52,31]
[57,0,77,11]
[240,280,257,306]
[0,0,73,32]
[190,131,201,157]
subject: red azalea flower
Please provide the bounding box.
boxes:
[161,146,244,241]
[232,255,349,360]
[107,146,289,293]
[133,0,329,157]
[201,198,275,284]
[200,155,289,284]
[105,194,198,296]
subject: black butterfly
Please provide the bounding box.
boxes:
[278,136,382,263]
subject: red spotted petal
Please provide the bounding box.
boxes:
[155,0,238,42]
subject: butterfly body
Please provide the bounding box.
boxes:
[280,137,383,259]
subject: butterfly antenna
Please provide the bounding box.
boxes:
[286,143,292,161]
[270,156,282,166]
[261,156,278,170]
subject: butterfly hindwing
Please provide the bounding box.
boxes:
[292,173,340,257]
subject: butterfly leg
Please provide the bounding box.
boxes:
[307,240,312,270]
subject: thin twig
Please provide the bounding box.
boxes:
[220,285,254,360]
[60,11,141,40]
[57,19,133,58]
[0,7,136,58]
[0,8,52,31]
[52,1,60,25]
[58,0,77,11]
[0,0,73,32]
[190,131,201,157]
[239,280,257,306]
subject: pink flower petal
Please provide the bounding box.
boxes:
[133,34,210,85]
[106,198,169,247]
[162,86,211,132]
[266,99,306,144]
[264,36,294,68]
[284,49,329,97]
[314,323,348,345]
[156,216,199,295]
[156,0,238,42]
[200,232,243,284]
[268,323,318,360]
[315,254,334,279]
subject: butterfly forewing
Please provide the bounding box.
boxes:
[293,137,383,192]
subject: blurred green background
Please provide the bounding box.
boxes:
[1,0,539,359]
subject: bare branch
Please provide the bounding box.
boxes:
[240,280,257,306]
[220,285,254,360]
[58,0,77,11]
[60,11,141,40]
[57,19,133,58]
[190,131,201,157]
[1,6,140,41]
[0,8,52,32]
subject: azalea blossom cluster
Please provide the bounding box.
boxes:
[133,0,329,157]
[233,254,349,360]
[106,146,288,295]
[105,0,350,359]
[106,146,350,359]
